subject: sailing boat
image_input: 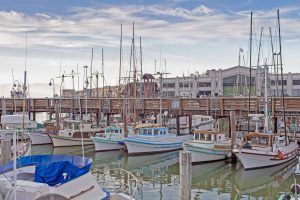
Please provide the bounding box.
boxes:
[233,63,298,170]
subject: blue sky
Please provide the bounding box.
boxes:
[1,0,300,89]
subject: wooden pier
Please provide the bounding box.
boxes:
[1,97,300,118]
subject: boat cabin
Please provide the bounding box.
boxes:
[104,126,123,134]
[138,127,169,137]
[243,132,275,147]
[193,130,226,142]
[59,120,103,138]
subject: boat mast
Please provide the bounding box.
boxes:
[263,62,269,133]
[269,27,278,97]
[277,9,288,144]
[102,48,104,97]
[132,22,137,126]
[118,24,123,97]
[257,27,263,97]
[247,12,253,132]
[257,27,264,67]
[140,36,143,79]
[22,33,28,129]
[90,48,94,97]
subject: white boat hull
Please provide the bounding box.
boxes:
[124,136,191,155]
[28,132,52,145]
[125,140,182,155]
[184,145,231,163]
[50,135,94,147]
[234,142,298,170]
[91,137,124,151]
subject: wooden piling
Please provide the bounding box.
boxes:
[176,115,180,136]
[188,115,192,134]
[1,140,11,165]
[230,111,237,163]
[180,150,192,200]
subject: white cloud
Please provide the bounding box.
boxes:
[0,4,300,86]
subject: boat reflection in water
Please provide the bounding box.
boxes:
[93,150,125,169]
[31,144,53,155]
[191,158,297,199]
[127,151,180,200]
[191,161,231,199]
[233,158,297,199]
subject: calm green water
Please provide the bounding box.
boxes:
[31,145,299,200]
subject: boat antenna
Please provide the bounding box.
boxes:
[247,12,253,133]
[25,33,27,71]
[277,9,288,144]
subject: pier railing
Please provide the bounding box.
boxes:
[1,97,300,117]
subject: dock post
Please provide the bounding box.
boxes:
[230,111,237,163]
[188,115,192,134]
[1,140,11,165]
[176,115,180,136]
[180,150,192,200]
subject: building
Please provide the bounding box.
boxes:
[160,66,300,97]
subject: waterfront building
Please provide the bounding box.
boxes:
[160,65,300,97]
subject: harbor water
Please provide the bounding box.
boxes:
[32,145,300,200]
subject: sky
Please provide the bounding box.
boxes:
[1,0,300,90]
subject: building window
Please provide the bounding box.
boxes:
[163,83,175,88]
[292,89,300,96]
[197,82,211,87]
[223,75,255,86]
[162,91,175,97]
[179,82,192,88]
[198,91,211,96]
[293,80,300,85]
[271,80,287,86]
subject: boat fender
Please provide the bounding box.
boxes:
[282,194,291,200]
[278,150,285,160]
[291,184,300,194]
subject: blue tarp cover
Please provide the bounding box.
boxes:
[34,160,91,186]
[0,155,92,186]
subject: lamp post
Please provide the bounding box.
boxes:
[49,78,56,98]
[156,71,170,126]
[12,80,21,113]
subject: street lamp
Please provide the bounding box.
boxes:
[49,78,55,98]
[156,71,170,126]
